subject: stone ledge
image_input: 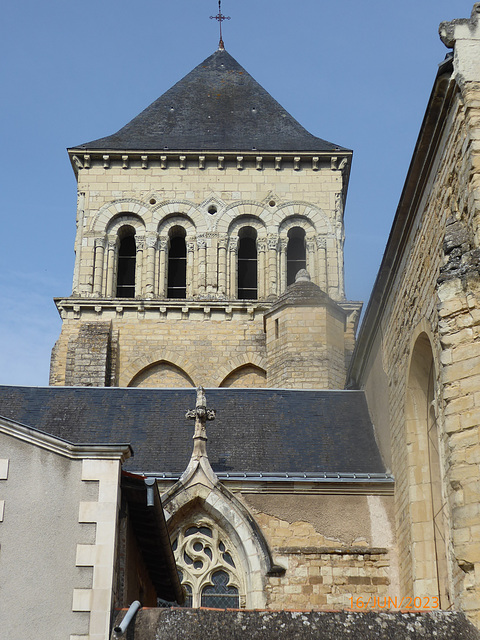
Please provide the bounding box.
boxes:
[274,546,388,555]
[116,609,480,640]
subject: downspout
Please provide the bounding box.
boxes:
[111,600,142,639]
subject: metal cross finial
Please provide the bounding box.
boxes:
[210,0,230,50]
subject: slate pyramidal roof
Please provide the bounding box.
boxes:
[73,49,348,153]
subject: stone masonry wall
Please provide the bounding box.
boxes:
[71,157,346,302]
[241,493,395,610]
[359,77,480,626]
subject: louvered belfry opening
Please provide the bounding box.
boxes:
[286,227,306,286]
[168,227,187,298]
[238,226,257,300]
[116,229,136,298]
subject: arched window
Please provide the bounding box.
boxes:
[238,227,257,300]
[116,228,136,297]
[201,570,239,608]
[173,521,243,609]
[286,227,306,286]
[406,333,450,608]
[167,227,187,298]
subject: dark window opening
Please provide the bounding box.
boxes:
[116,234,136,297]
[201,570,239,609]
[287,228,306,285]
[168,232,187,298]
[238,228,257,300]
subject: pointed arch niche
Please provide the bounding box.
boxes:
[163,487,281,609]
[405,332,450,608]
[128,360,194,388]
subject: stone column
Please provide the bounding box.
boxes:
[187,240,195,298]
[72,191,85,295]
[93,237,106,297]
[267,235,279,297]
[106,235,118,298]
[279,238,288,293]
[145,234,157,298]
[229,238,238,298]
[135,235,145,297]
[257,239,267,299]
[157,237,168,297]
[197,236,207,295]
[206,235,216,295]
[218,235,228,297]
[317,236,328,293]
[306,237,317,285]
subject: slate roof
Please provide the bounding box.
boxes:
[73,49,346,153]
[0,386,384,475]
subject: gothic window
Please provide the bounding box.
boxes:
[286,227,306,285]
[116,230,136,297]
[173,522,243,609]
[238,227,257,300]
[167,227,187,298]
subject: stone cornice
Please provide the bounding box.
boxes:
[54,297,270,320]
[67,148,352,177]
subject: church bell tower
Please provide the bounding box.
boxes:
[50,47,361,389]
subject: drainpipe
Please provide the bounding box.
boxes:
[111,600,142,639]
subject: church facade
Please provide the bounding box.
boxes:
[2,5,480,640]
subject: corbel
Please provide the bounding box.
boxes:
[83,155,91,169]
[103,155,110,169]
[141,155,148,170]
[179,155,186,170]
[312,157,319,171]
[256,156,263,171]
[95,305,102,315]
[72,155,83,170]
[203,307,211,320]
[160,155,168,170]
[182,307,189,320]
[293,157,301,171]
[236,156,244,170]
[122,155,129,169]
[198,155,206,170]
[275,157,282,171]
[217,156,224,170]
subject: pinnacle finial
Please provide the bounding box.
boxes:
[185,386,216,458]
[210,0,230,50]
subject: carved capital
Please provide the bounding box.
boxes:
[158,237,169,251]
[267,235,279,251]
[316,236,327,250]
[197,237,207,250]
[136,235,146,250]
[94,237,106,250]
[257,239,267,253]
[146,235,157,249]
[218,236,228,250]
[187,241,196,253]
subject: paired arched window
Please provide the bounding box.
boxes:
[116,228,136,298]
[167,227,187,299]
[286,227,306,286]
[237,227,257,300]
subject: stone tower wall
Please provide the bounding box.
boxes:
[51,153,358,388]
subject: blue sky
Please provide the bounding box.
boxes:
[0,0,471,386]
